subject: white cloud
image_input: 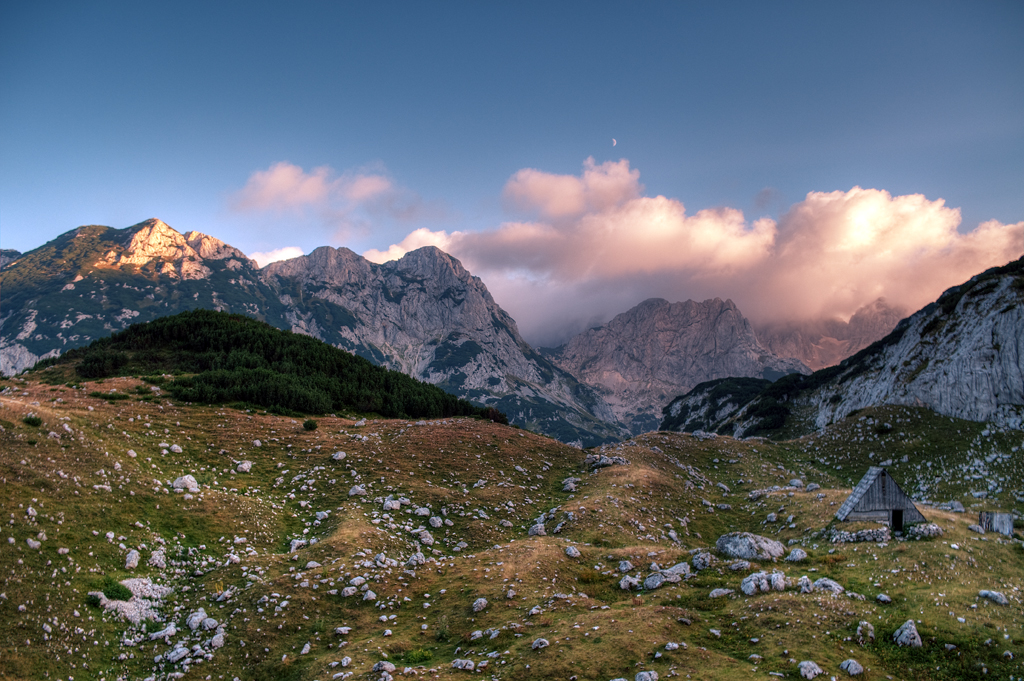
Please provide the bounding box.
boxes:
[248,246,305,268]
[366,159,1024,346]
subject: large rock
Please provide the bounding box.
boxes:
[840,658,864,676]
[172,475,199,493]
[125,549,140,570]
[980,590,1009,605]
[716,532,785,561]
[798,660,823,679]
[893,619,922,647]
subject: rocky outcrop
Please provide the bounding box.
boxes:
[716,532,785,560]
[545,298,809,434]
[263,245,625,445]
[663,257,1024,436]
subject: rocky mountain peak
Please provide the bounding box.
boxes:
[262,246,372,286]
[547,297,809,434]
[183,230,252,263]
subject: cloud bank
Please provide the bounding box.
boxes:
[248,246,305,268]
[365,158,1024,347]
[231,161,438,240]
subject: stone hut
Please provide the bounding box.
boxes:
[835,467,925,532]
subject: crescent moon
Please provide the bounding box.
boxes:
[612,138,617,146]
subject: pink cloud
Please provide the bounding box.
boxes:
[367,160,1023,346]
[503,157,642,219]
[230,161,396,216]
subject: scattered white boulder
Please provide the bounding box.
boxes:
[798,660,823,679]
[531,638,549,650]
[172,475,199,493]
[980,590,1009,605]
[716,532,785,560]
[893,619,922,647]
[785,548,808,562]
[124,550,140,570]
[236,461,252,473]
[565,546,581,558]
[840,658,864,676]
[472,598,488,612]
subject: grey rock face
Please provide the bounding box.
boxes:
[840,658,864,676]
[691,552,716,571]
[548,297,809,434]
[172,475,199,493]
[813,578,844,595]
[801,267,1024,432]
[716,532,786,561]
[980,590,1009,605]
[785,548,808,562]
[798,660,823,679]
[264,244,626,445]
[893,619,922,647]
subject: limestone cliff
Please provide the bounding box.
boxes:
[545,298,810,434]
[662,258,1024,436]
[263,246,626,445]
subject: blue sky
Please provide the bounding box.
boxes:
[3,1,1023,343]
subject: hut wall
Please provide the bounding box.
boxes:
[852,474,926,523]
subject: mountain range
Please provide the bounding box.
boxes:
[661,256,1024,437]
[7,217,1008,443]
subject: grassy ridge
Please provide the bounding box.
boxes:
[36,309,502,422]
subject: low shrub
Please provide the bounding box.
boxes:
[303,419,318,431]
[22,415,42,427]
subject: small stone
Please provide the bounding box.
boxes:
[785,548,807,562]
[565,546,581,558]
[472,597,488,612]
[876,593,891,604]
[451,659,475,671]
[531,637,549,650]
[125,549,140,570]
[635,673,659,681]
[372,661,396,672]
[236,461,252,473]
[619,575,641,591]
[528,523,546,536]
[618,560,634,572]
[709,588,734,598]
[856,621,875,643]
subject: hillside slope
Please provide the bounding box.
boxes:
[2,371,1022,681]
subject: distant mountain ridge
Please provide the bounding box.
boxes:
[543,297,810,434]
[661,257,1024,436]
[753,298,907,371]
[0,219,625,445]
